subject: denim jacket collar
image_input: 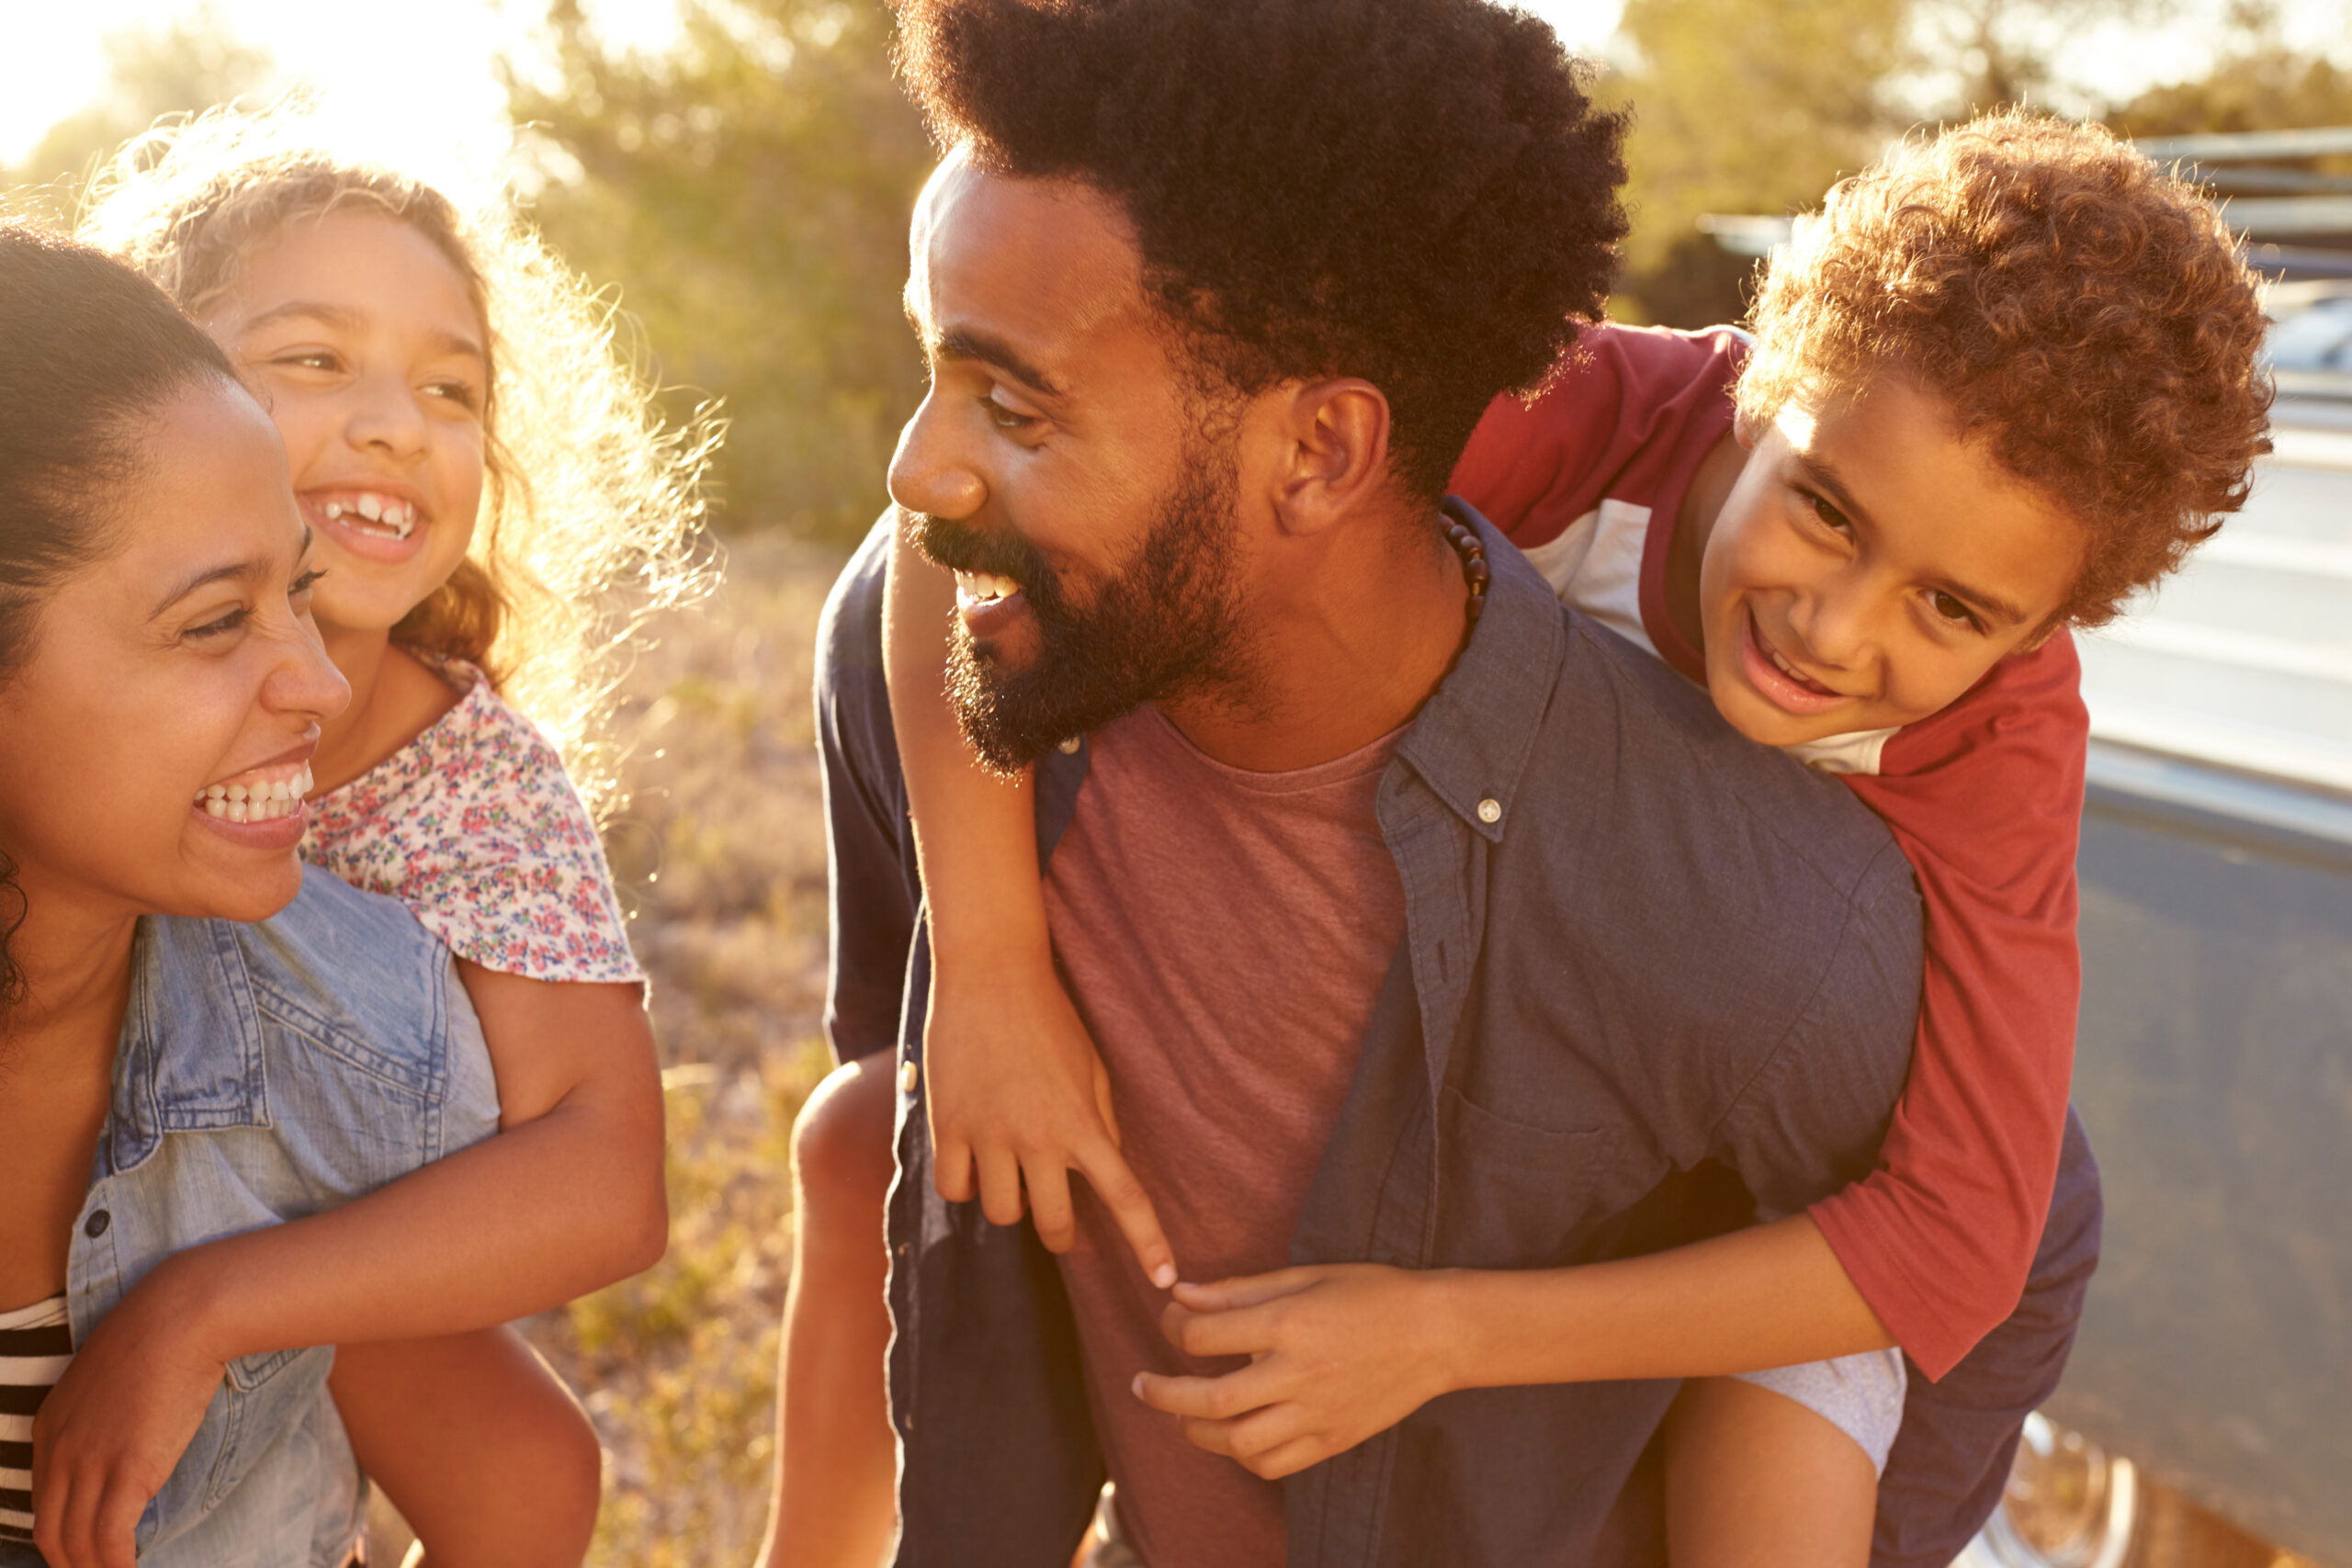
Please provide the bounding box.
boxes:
[107,917,271,1174]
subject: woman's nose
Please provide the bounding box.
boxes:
[269,617,353,726]
[887,391,985,521]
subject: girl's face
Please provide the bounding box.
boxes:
[0,381,349,927]
[201,210,489,640]
[1697,378,2085,749]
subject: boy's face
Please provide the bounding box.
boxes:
[1699,378,2084,749]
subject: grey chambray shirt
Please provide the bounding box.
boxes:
[817,501,1925,1567]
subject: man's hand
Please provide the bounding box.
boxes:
[925,953,1177,1287]
[1133,1265,1458,1480]
[32,1259,227,1568]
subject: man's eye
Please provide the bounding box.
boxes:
[1929,590,1982,630]
[983,395,1039,432]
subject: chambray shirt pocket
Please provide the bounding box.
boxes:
[1438,1087,1629,1263]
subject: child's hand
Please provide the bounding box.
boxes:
[33,1260,227,1568]
[1133,1266,1457,1480]
[925,953,1178,1287]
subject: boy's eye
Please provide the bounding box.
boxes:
[1929,590,1982,630]
[1808,493,1853,534]
[273,350,341,373]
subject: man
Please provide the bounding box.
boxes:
[808,0,2099,1563]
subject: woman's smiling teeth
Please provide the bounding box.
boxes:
[954,570,1021,608]
[194,763,316,823]
[318,492,418,539]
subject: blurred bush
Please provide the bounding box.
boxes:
[508,0,934,539]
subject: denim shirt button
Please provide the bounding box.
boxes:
[899,1060,920,1093]
[1057,736,1082,755]
[85,1209,112,1238]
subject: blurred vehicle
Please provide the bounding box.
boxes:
[1959,281,2352,1568]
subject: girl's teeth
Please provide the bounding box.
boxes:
[357,495,384,522]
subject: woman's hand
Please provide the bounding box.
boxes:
[1133,1265,1459,1480]
[923,952,1177,1288]
[32,1260,226,1568]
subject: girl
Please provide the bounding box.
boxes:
[771,114,2271,1566]
[67,103,713,1567]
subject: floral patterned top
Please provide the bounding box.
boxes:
[302,661,643,984]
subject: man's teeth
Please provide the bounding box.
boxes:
[954,570,1021,604]
[321,495,417,539]
[195,764,316,823]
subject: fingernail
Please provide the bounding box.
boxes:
[1152,1263,1177,1289]
[1131,1373,1145,1398]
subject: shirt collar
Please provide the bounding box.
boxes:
[1393,498,1566,842]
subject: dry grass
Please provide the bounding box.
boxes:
[526,532,852,1568]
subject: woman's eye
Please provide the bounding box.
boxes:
[1929,590,1982,630]
[187,607,251,640]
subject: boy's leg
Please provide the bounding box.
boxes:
[331,1326,601,1568]
[1664,1375,1878,1568]
[758,1054,901,1568]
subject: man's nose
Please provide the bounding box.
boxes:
[887,389,985,521]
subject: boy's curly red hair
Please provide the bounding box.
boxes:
[1738,111,2273,628]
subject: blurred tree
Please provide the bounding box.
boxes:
[5,4,274,220]
[2107,3,2352,138]
[1604,0,1912,325]
[1913,0,2161,116]
[508,0,933,538]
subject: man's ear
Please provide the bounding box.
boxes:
[1271,378,1392,538]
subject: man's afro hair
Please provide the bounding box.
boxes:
[895,0,1629,500]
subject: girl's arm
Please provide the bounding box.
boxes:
[32,973,666,1568]
[884,519,1174,1285]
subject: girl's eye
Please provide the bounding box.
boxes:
[1929,590,1983,631]
[291,568,326,603]
[424,380,481,411]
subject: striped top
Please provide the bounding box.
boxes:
[0,1294,69,1543]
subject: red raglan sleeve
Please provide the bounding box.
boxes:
[1450,324,1744,547]
[1809,632,2088,1381]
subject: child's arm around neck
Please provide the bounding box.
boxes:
[884,516,1175,1283]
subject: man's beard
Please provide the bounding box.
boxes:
[904,446,1253,773]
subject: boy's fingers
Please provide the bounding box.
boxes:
[975,1146,1028,1227]
[1243,1434,1329,1481]
[1172,1268,1318,1312]
[1074,1137,1176,1287]
[1159,1299,1277,1360]
[1136,1363,1282,1423]
[1023,1156,1079,1252]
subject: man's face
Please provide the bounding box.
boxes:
[888,154,1257,771]
[1699,378,2084,748]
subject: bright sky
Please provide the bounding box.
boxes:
[1,0,2346,168]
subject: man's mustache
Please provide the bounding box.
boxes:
[901,510,1050,590]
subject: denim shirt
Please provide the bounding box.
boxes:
[819,505,1955,1566]
[0,866,498,1568]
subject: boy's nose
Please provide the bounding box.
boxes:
[888,392,985,521]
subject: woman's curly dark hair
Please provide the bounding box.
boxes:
[1740,111,2274,628]
[894,0,1630,499]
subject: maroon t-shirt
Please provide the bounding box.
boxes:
[1045,705,1406,1568]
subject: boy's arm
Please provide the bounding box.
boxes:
[1133,1215,1893,1480]
[883,518,1174,1284]
[33,972,666,1568]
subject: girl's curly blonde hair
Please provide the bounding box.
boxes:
[78,100,718,816]
[1738,110,2272,629]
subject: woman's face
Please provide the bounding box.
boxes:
[200,210,489,641]
[0,380,350,927]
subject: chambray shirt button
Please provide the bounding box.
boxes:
[1057,736,1082,755]
[899,1060,920,1093]
[85,1209,111,1238]
[1476,797,1503,824]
